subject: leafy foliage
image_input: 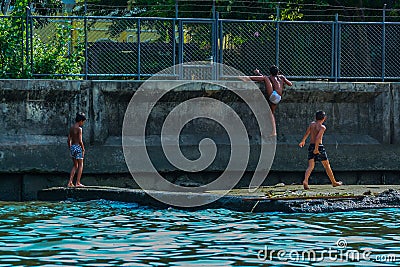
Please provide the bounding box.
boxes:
[0,0,84,79]
[0,0,28,78]
[32,21,85,79]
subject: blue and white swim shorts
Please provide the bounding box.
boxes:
[70,144,84,159]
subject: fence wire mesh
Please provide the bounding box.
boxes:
[182,22,213,62]
[139,19,175,76]
[86,18,138,76]
[384,23,400,79]
[340,23,383,79]
[221,21,275,76]
[86,18,176,77]
[279,22,333,78]
[2,15,400,80]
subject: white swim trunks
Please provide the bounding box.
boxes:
[269,90,281,104]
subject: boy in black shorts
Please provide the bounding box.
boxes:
[298,111,342,190]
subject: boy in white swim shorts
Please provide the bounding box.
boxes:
[249,65,292,114]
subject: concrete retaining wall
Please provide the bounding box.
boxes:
[0,79,399,200]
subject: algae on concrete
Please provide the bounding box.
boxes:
[212,184,400,200]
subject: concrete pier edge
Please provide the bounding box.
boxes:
[37,185,400,213]
[1,80,400,201]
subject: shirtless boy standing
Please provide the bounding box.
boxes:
[298,111,342,190]
[250,65,292,114]
[67,112,86,187]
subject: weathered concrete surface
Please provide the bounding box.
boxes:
[1,79,400,201]
[37,185,400,213]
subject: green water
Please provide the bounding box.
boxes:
[0,200,399,266]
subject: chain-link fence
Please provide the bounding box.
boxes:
[279,22,333,79]
[221,21,276,77]
[2,14,400,80]
[385,23,400,78]
[340,23,383,79]
[85,17,177,78]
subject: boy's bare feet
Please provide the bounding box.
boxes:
[303,181,310,190]
[332,181,342,187]
[76,183,85,187]
[67,183,74,187]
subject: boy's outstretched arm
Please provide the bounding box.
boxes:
[238,69,264,82]
[247,75,266,82]
[299,126,310,147]
[283,76,293,86]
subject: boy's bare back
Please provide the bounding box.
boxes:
[269,74,292,96]
[308,121,326,144]
[69,124,82,145]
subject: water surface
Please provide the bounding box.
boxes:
[0,201,399,266]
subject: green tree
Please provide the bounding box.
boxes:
[0,0,28,78]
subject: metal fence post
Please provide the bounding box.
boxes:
[172,18,177,76]
[275,3,280,67]
[137,18,141,80]
[382,4,386,82]
[212,11,218,80]
[178,19,183,79]
[218,14,224,75]
[334,13,339,82]
[84,0,88,80]
[337,16,342,81]
[212,10,217,62]
[173,0,178,75]
[331,19,335,80]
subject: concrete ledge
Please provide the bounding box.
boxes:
[1,141,399,173]
[38,185,400,213]
[2,80,400,201]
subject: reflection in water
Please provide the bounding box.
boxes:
[0,201,399,266]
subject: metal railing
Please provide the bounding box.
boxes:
[1,14,400,80]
